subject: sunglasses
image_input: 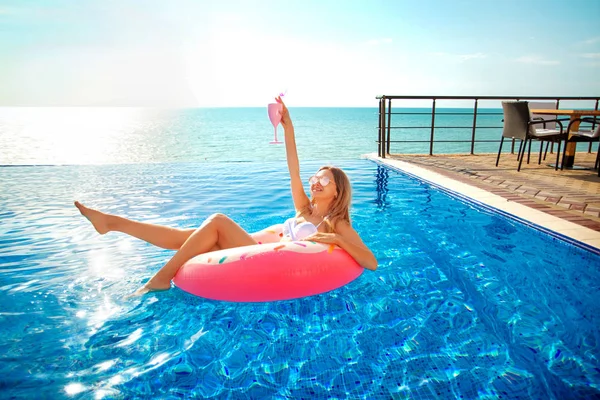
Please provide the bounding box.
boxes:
[309,175,331,186]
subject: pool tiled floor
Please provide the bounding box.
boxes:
[369,151,600,250]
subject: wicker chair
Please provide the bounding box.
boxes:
[496,101,565,171]
[529,101,561,160]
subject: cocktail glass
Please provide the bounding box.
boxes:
[267,102,284,144]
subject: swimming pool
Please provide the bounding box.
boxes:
[1,160,598,399]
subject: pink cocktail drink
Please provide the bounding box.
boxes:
[267,103,283,144]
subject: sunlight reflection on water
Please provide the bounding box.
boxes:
[0,160,599,399]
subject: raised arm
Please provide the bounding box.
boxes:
[277,96,310,212]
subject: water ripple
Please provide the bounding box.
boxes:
[0,161,599,399]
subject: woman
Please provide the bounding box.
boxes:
[75,97,377,296]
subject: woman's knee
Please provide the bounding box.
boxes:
[201,213,254,249]
[204,213,231,228]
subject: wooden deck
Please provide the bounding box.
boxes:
[384,151,600,232]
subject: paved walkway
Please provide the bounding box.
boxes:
[385,151,600,232]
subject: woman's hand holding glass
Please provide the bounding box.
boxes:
[276,96,292,130]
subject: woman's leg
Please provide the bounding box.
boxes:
[139,213,257,294]
[75,201,195,250]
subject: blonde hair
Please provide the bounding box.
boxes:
[298,166,352,233]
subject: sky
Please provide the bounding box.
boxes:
[1,0,599,107]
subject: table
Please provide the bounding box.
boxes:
[530,109,600,168]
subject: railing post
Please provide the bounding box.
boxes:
[548,98,560,155]
[430,99,436,155]
[510,98,516,154]
[470,99,479,155]
[378,99,382,157]
[380,97,387,158]
[590,99,599,153]
[386,99,392,155]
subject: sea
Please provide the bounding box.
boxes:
[0,107,514,165]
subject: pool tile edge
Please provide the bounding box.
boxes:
[369,156,600,254]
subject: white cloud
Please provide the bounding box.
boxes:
[459,53,486,61]
[581,53,600,59]
[366,38,393,46]
[429,52,486,62]
[515,55,559,65]
[581,37,600,45]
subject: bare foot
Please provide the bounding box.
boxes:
[74,201,111,234]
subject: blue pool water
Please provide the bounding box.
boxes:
[1,159,599,399]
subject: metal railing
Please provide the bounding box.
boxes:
[376,95,600,158]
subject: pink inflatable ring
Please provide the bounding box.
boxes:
[172,224,363,302]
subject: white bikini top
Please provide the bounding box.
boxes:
[282,215,329,241]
